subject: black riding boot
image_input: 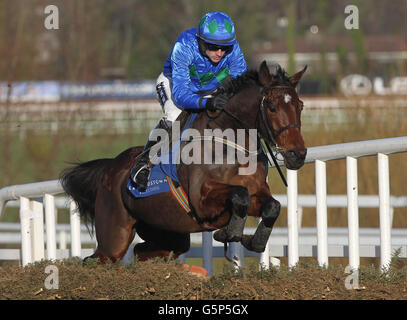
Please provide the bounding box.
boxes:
[130,119,170,190]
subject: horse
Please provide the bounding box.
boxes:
[60,61,307,264]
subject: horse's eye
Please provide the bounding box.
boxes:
[267,102,277,113]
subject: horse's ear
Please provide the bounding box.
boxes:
[259,60,272,86]
[289,65,307,88]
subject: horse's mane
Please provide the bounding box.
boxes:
[221,70,259,96]
[222,64,291,97]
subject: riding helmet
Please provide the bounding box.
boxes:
[196,11,236,46]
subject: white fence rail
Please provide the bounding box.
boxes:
[1,136,407,271]
[282,136,407,270]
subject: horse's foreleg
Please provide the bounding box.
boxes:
[241,195,281,253]
[211,185,251,243]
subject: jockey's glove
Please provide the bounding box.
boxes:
[206,93,228,111]
[219,75,233,93]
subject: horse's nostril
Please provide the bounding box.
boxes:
[286,150,296,157]
[286,150,299,158]
[286,149,307,161]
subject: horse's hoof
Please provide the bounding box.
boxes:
[213,229,241,243]
[82,255,102,266]
[241,235,265,253]
[241,235,253,251]
[213,229,227,243]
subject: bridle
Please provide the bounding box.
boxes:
[258,85,301,148]
[208,83,301,186]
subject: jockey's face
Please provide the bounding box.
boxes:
[204,43,231,63]
[205,48,226,63]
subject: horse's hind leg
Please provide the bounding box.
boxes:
[134,221,190,261]
[86,188,137,263]
[90,225,136,263]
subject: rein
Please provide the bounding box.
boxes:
[184,135,261,155]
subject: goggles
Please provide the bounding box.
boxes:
[205,42,233,52]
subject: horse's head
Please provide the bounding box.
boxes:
[258,61,307,170]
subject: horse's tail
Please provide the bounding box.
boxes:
[60,158,113,230]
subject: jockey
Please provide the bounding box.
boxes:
[131,11,249,190]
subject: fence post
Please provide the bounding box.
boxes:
[202,231,213,276]
[229,242,244,270]
[346,156,360,271]
[44,194,57,260]
[69,200,82,257]
[19,197,32,266]
[287,169,299,268]
[121,243,135,265]
[297,206,303,228]
[59,230,67,250]
[31,200,45,262]
[315,160,328,267]
[378,153,391,271]
[259,218,270,269]
[390,207,394,228]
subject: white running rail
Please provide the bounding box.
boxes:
[274,136,407,271]
[1,136,407,271]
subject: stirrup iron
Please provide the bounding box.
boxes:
[132,164,150,184]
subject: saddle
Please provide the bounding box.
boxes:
[127,112,198,211]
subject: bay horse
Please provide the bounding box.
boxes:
[61,61,307,264]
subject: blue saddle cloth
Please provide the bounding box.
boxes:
[127,113,197,198]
